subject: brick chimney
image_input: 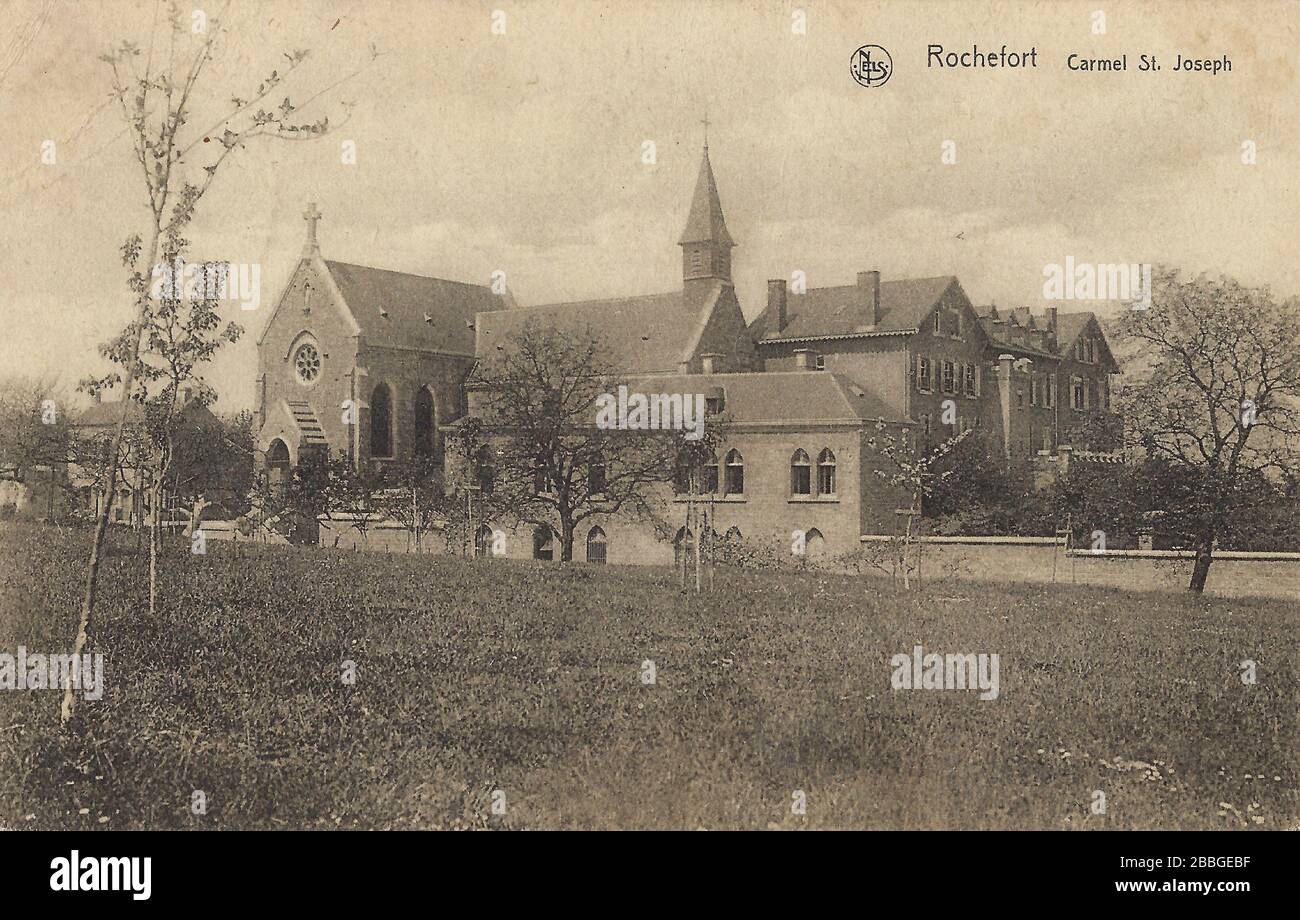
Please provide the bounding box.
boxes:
[997,354,1015,460]
[858,270,882,325]
[1046,306,1058,332]
[766,279,788,334]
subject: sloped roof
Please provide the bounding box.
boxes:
[474,286,719,374]
[630,370,907,425]
[751,276,957,341]
[1053,311,1094,347]
[74,398,217,429]
[76,400,146,427]
[679,146,734,246]
[324,260,505,356]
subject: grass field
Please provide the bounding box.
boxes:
[0,522,1295,830]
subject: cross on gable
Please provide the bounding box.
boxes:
[303,201,322,253]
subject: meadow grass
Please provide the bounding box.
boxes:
[0,522,1294,830]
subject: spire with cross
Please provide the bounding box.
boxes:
[302,201,322,257]
[700,110,710,149]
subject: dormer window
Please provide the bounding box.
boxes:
[815,354,826,371]
[933,311,942,334]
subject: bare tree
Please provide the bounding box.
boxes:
[64,3,365,723]
[469,321,688,562]
[1113,266,1300,592]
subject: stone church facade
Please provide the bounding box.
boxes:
[254,145,1121,564]
[254,205,506,490]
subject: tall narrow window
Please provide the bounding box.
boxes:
[942,361,955,394]
[964,363,976,396]
[413,386,436,457]
[586,526,607,564]
[476,446,495,495]
[370,384,393,458]
[790,449,811,495]
[702,452,719,493]
[817,449,836,495]
[917,356,932,392]
[588,461,606,495]
[1072,377,1085,410]
[724,449,744,495]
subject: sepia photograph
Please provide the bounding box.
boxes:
[0,0,1295,898]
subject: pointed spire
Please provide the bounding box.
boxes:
[678,145,734,247]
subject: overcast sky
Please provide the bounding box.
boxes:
[1,0,1296,411]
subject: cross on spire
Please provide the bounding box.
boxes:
[302,201,322,255]
[700,110,711,148]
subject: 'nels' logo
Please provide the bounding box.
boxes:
[851,44,893,87]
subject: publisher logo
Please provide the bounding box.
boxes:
[850,44,893,87]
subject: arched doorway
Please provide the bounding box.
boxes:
[266,439,291,497]
[475,524,494,558]
[586,526,607,564]
[532,525,555,561]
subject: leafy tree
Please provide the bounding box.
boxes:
[866,422,970,588]
[1113,266,1300,592]
[65,4,363,722]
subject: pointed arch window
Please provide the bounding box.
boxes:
[790,449,811,495]
[723,449,744,495]
[817,448,836,495]
[370,384,393,458]
[805,527,826,558]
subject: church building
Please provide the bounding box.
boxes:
[254,204,507,491]
[254,140,1122,564]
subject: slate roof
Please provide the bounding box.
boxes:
[679,146,734,246]
[324,260,506,356]
[474,285,720,375]
[629,370,908,425]
[750,276,958,341]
